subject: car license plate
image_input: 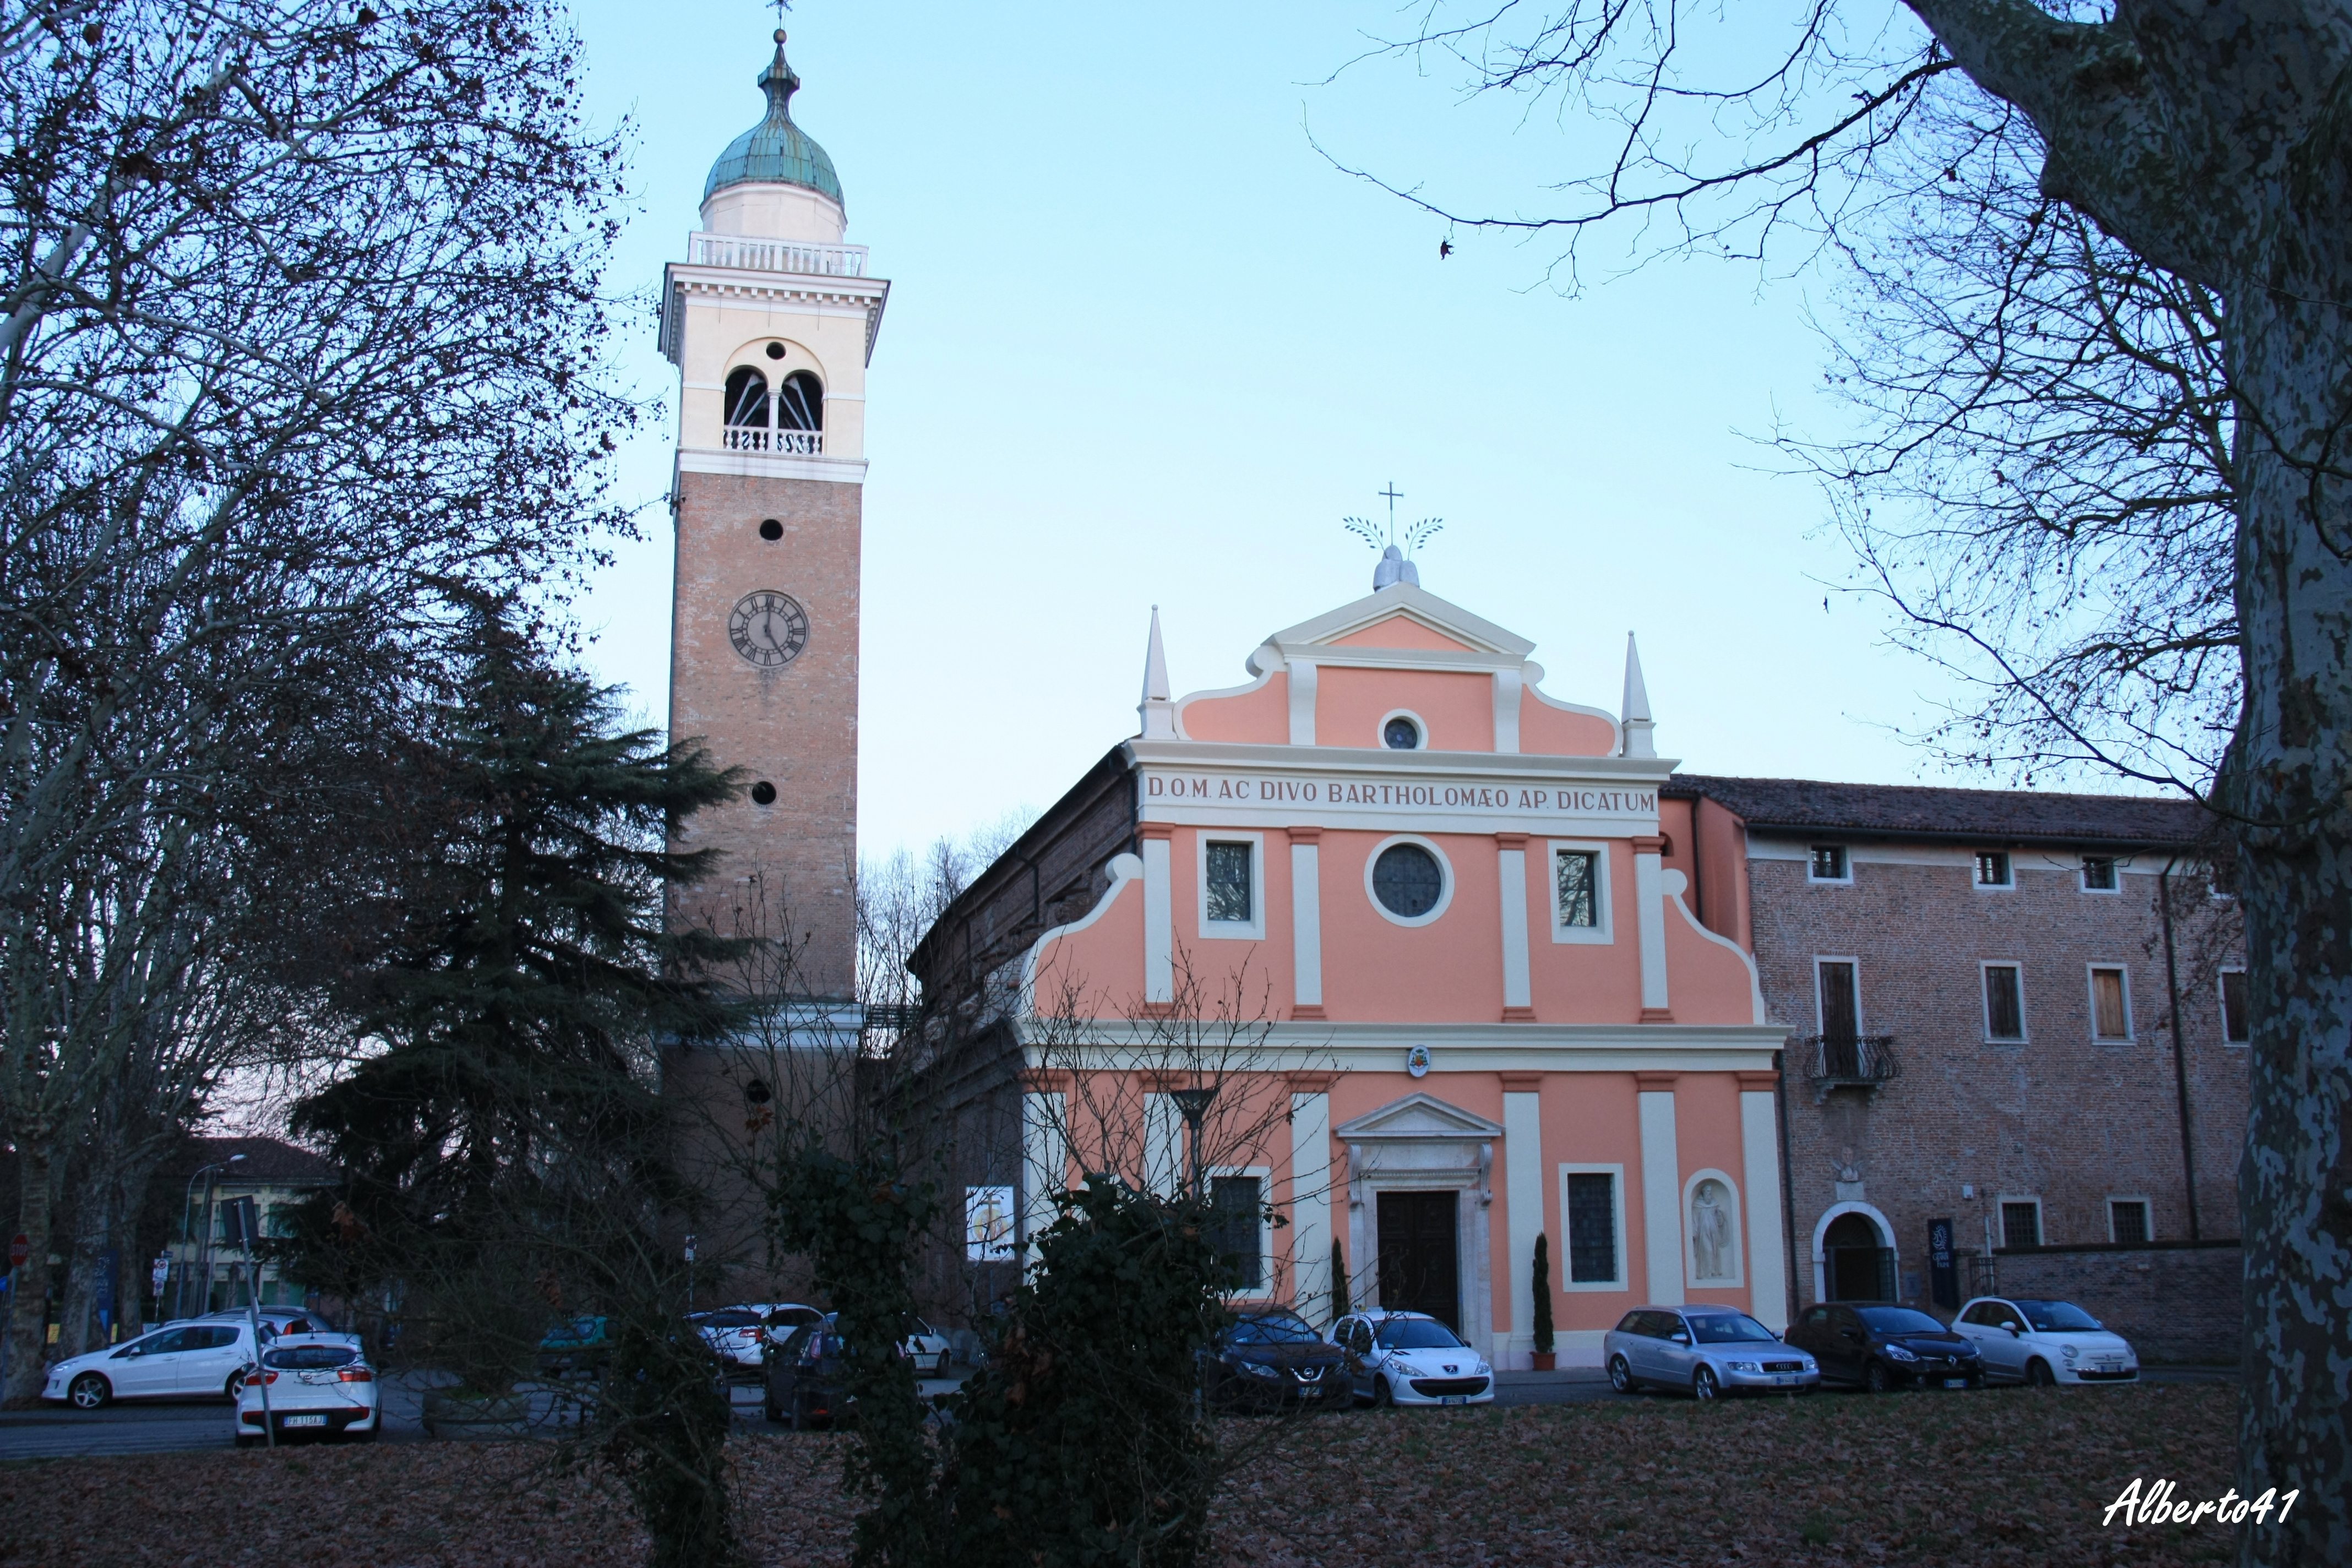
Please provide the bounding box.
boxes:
[1776,1375,1796,1385]
[1440,1396,1467,1406]
[282,1413,327,1427]
[1943,1378,1969,1390]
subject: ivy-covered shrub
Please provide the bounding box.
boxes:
[948,1176,1227,1568]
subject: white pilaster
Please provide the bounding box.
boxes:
[1290,1092,1334,1322]
[1141,831,1173,1004]
[1144,1092,1183,1197]
[1498,842,1532,1012]
[1289,837,1323,1010]
[1287,660,1318,746]
[1502,1088,1544,1362]
[1491,666,1522,754]
[1637,1087,1684,1304]
[1022,1091,1069,1265]
[1741,1088,1789,1329]
[1634,843,1669,1016]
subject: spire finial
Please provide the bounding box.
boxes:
[1620,631,1656,759]
[1139,607,1177,739]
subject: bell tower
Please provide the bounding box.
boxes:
[661,30,885,1003]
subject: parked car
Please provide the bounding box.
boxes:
[1205,1309,1349,1412]
[538,1315,612,1379]
[902,1316,952,1376]
[195,1308,359,1351]
[1952,1296,2140,1385]
[235,1337,380,1446]
[691,1307,771,1375]
[1784,1303,1983,1392]
[1604,1306,1821,1398]
[1329,1310,1493,1407]
[42,1320,259,1408]
[759,1303,824,1349]
[764,1322,851,1429]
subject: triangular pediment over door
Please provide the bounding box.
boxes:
[1333,1092,1505,1144]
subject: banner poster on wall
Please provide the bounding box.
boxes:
[966,1185,1016,1263]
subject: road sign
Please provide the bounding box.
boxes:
[8,1234,26,1268]
[150,1254,171,1295]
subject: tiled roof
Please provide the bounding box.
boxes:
[1666,774,2213,849]
[186,1135,337,1184]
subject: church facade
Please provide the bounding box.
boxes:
[909,573,1794,1366]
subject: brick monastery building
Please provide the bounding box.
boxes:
[660,34,2248,1363]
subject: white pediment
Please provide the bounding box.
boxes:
[1259,584,1536,662]
[1332,1091,1505,1143]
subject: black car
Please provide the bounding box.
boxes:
[1786,1303,1983,1392]
[764,1322,853,1429]
[1205,1310,1349,1413]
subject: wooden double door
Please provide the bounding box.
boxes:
[1376,1190,1461,1331]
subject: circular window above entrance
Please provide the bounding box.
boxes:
[1369,839,1449,924]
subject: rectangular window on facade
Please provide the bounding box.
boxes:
[2000,1200,2042,1249]
[1565,1171,1619,1284]
[2082,856,2119,891]
[1817,960,1861,1040]
[2221,968,2251,1044]
[1204,841,1254,925]
[1984,963,2026,1041]
[2109,1199,2151,1245]
[1208,1174,1263,1291]
[1809,845,1849,881]
[1975,851,2013,886]
[2090,966,2132,1039]
[1556,850,1599,927]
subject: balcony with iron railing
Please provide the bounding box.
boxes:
[723,424,823,455]
[1803,1033,1899,1099]
[687,232,868,278]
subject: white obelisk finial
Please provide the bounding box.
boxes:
[1620,631,1656,759]
[1139,606,1177,739]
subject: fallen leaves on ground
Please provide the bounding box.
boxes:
[0,1383,2235,1566]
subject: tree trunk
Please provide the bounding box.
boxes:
[52,1163,108,1359]
[2,1139,61,1405]
[112,1163,157,1337]
[2224,271,2352,1566]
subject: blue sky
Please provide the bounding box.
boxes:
[565,0,1991,859]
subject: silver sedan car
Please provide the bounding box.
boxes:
[1605,1305,1821,1398]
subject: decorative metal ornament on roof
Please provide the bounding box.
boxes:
[704,29,845,207]
[1343,482,1443,590]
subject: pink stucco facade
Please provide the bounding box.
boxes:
[1007,582,1792,1367]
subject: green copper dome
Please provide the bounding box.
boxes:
[703,32,843,207]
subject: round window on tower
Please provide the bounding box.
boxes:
[750,781,777,806]
[758,518,783,542]
[765,341,787,360]
[1370,841,1447,923]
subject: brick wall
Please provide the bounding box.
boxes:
[1744,842,2248,1322]
[1991,1244,2242,1364]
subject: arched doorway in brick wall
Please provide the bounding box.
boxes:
[1812,1202,1898,1303]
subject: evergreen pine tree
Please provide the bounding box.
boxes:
[1332,1237,1351,1317]
[1532,1232,1555,1357]
[287,597,744,1390]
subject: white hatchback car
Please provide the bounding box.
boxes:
[236,1336,381,1445]
[1953,1296,2141,1385]
[43,1320,259,1408]
[1328,1310,1494,1407]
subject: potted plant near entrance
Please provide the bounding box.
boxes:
[1532,1234,1557,1371]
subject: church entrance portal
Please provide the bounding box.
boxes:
[1376,1190,1460,1330]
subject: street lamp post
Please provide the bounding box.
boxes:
[177,1153,246,1320]
[1167,1087,1220,1204]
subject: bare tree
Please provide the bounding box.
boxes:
[1784,88,2237,789]
[0,0,632,1395]
[1341,6,2352,1550]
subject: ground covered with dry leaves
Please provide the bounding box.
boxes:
[0,1382,2235,1566]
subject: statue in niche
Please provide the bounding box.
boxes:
[1691,1179,1735,1281]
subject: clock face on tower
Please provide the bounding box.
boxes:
[727,590,810,669]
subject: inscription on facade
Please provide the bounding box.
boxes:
[1142,772,1657,816]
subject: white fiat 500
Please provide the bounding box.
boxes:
[235,1337,380,1445]
[1953,1296,2141,1385]
[1329,1310,1494,1407]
